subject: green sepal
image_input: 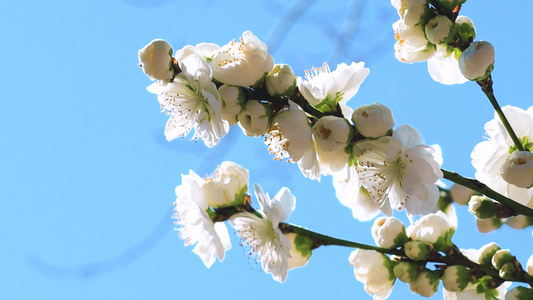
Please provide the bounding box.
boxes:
[509,136,533,153]
[314,92,344,114]
[294,234,314,259]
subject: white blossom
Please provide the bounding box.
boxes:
[459,41,495,81]
[265,64,296,97]
[392,19,435,63]
[203,161,249,208]
[147,54,229,147]
[352,102,395,138]
[427,46,468,85]
[237,100,272,136]
[210,31,274,87]
[371,217,407,248]
[174,42,220,65]
[354,125,443,216]
[406,211,455,250]
[471,105,533,206]
[425,15,453,45]
[138,39,174,81]
[527,254,533,276]
[218,84,244,125]
[348,249,395,300]
[409,270,439,298]
[173,171,231,268]
[450,184,473,205]
[265,101,320,180]
[298,62,369,117]
[230,185,295,283]
[500,151,533,188]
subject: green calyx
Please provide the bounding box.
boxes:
[508,136,533,153]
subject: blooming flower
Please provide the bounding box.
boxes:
[173,170,232,268]
[471,105,533,206]
[353,125,443,216]
[264,101,320,180]
[230,184,296,283]
[210,31,274,87]
[298,62,369,117]
[147,54,229,147]
[348,249,395,300]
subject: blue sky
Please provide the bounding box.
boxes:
[2,1,532,299]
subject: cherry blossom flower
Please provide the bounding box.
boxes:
[147,54,229,147]
[173,171,231,268]
[354,125,443,216]
[349,249,395,300]
[138,39,174,81]
[230,184,296,283]
[210,31,274,87]
[471,105,533,206]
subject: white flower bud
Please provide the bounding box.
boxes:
[409,270,439,298]
[286,233,312,270]
[312,116,352,152]
[442,265,470,292]
[506,215,531,229]
[203,161,249,208]
[406,211,454,251]
[425,15,453,45]
[478,242,501,265]
[237,100,272,136]
[476,218,502,233]
[138,39,174,81]
[352,103,394,138]
[527,254,533,276]
[349,249,395,300]
[265,64,297,97]
[371,217,407,249]
[218,84,244,125]
[450,184,473,206]
[491,249,513,270]
[404,240,429,261]
[506,286,533,300]
[393,261,418,283]
[458,41,495,80]
[468,196,495,219]
[500,151,533,188]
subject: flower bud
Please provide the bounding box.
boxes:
[476,218,502,233]
[425,15,453,45]
[506,286,533,300]
[491,249,514,270]
[468,196,495,219]
[138,39,174,81]
[351,103,394,138]
[349,249,395,300]
[506,215,532,229]
[478,242,501,266]
[406,211,454,251]
[442,265,470,292]
[409,270,440,298]
[312,116,352,152]
[371,217,408,249]
[499,262,518,280]
[449,184,473,206]
[218,84,244,125]
[393,261,418,283]
[458,41,495,81]
[265,64,297,97]
[500,151,533,188]
[237,100,272,136]
[404,240,429,261]
[203,161,249,208]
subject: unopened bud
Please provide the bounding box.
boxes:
[459,41,495,81]
[393,261,418,283]
[371,217,408,249]
[500,151,533,188]
[312,116,352,152]
[449,184,473,206]
[506,286,533,300]
[138,39,174,81]
[425,16,453,45]
[468,196,495,219]
[237,100,272,136]
[476,218,502,233]
[442,265,470,292]
[479,242,501,266]
[404,240,429,261]
[265,64,297,97]
[218,84,244,125]
[352,103,394,138]
[491,249,514,270]
[409,270,440,298]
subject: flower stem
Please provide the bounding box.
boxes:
[478,77,525,152]
[442,169,533,217]
[279,223,404,256]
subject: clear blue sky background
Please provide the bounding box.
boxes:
[2,1,532,299]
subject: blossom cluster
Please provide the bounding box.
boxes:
[172,161,310,283]
[139,31,444,220]
[392,0,494,84]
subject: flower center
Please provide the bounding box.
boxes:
[304,62,330,81]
